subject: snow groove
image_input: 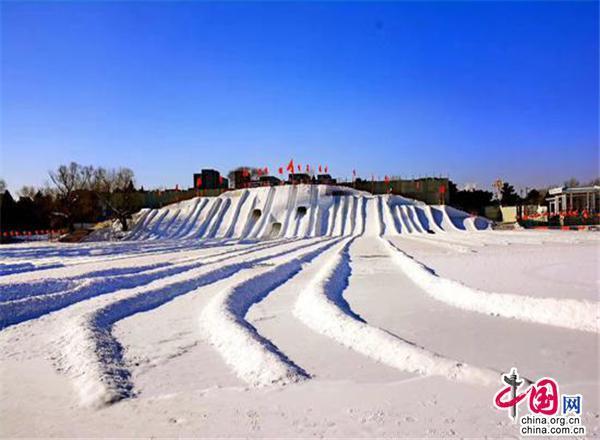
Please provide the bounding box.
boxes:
[223,190,250,238]
[281,185,299,238]
[61,260,252,407]
[199,238,341,387]
[0,261,65,277]
[179,198,209,238]
[249,186,277,239]
[305,184,319,237]
[125,209,156,241]
[168,198,202,238]
[382,239,599,333]
[293,238,501,386]
[0,262,171,303]
[0,241,286,329]
[58,238,334,406]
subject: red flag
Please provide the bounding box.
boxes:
[384,175,390,184]
[278,167,283,175]
[297,164,301,172]
[324,166,328,173]
[257,168,263,177]
[319,165,322,172]
[196,177,202,187]
[286,159,294,173]
[264,167,269,175]
[439,184,446,194]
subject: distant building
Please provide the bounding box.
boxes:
[233,169,252,189]
[288,173,312,184]
[194,169,228,190]
[546,185,599,215]
[341,177,449,205]
[259,175,281,186]
[317,174,336,185]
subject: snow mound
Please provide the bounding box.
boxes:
[126,185,490,241]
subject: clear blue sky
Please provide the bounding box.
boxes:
[1,1,598,193]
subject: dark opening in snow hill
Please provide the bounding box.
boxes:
[125,184,491,241]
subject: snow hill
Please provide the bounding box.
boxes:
[126,184,490,241]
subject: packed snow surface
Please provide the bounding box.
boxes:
[1,185,598,437]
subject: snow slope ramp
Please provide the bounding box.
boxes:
[125,185,491,241]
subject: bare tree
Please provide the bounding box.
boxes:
[587,177,600,186]
[0,179,6,214]
[92,167,141,231]
[18,186,37,200]
[563,177,580,188]
[49,162,94,230]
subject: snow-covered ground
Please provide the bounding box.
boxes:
[1,185,598,437]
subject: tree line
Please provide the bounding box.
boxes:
[447,177,599,216]
[1,162,143,233]
[2,163,597,234]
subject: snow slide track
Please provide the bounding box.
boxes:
[199,238,341,387]
[59,238,333,406]
[382,239,599,333]
[0,261,172,303]
[0,239,243,284]
[0,240,285,329]
[293,238,501,386]
[0,261,64,277]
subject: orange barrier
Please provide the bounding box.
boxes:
[521,211,599,221]
[530,225,595,231]
[1,229,67,238]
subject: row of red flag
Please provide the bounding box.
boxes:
[194,160,403,186]
[283,160,328,175]
[238,161,397,184]
[236,161,330,177]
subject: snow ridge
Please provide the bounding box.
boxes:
[382,239,599,333]
[199,238,341,386]
[0,241,282,329]
[58,239,335,406]
[293,238,501,386]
